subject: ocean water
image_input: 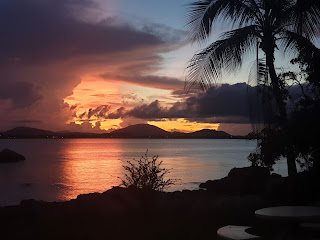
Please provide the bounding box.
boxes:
[0,139,287,206]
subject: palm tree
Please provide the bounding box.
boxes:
[186,0,320,176]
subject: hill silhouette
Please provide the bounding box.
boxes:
[107,124,170,138]
[186,129,231,138]
[3,127,55,137]
[1,124,233,139]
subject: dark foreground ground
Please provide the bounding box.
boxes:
[1,167,319,240]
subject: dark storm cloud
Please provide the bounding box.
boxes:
[122,83,254,123]
[185,83,251,117]
[74,82,307,125]
[0,81,42,108]
[106,107,126,119]
[80,105,111,119]
[127,100,166,119]
[184,116,252,124]
[79,112,87,119]
[0,0,177,66]
[118,83,306,123]
[100,83,255,123]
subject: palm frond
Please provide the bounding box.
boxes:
[248,57,268,87]
[221,0,263,27]
[187,0,261,43]
[247,58,268,128]
[247,57,279,127]
[187,0,222,43]
[283,0,320,40]
[279,30,318,56]
[186,25,258,91]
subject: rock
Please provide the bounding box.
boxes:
[200,166,271,195]
[228,166,270,180]
[264,173,288,203]
[0,149,25,163]
[228,167,270,193]
[199,180,212,189]
[201,177,233,194]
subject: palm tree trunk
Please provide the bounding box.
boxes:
[265,51,287,122]
[265,49,298,176]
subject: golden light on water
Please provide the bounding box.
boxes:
[57,139,124,200]
[53,138,246,200]
[0,139,263,205]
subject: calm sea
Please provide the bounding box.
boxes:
[0,139,287,206]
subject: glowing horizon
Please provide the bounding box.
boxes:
[0,0,257,136]
[64,77,221,133]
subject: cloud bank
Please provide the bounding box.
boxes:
[74,82,307,131]
[94,83,257,124]
[0,0,185,131]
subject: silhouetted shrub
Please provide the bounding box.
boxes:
[120,151,176,191]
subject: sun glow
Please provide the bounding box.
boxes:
[63,78,126,131]
[148,118,220,133]
[64,78,220,133]
[64,79,121,109]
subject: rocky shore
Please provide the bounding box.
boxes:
[0,149,25,163]
[1,167,319,240]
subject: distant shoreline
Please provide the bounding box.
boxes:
[0,124,255,139]
[0,136,254,140]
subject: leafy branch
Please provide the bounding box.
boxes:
[120,150,177,191]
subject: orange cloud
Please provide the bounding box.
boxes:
[64,79,120,109]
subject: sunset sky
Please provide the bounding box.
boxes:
[0,0,305,136]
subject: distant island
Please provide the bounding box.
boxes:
[0,124,244,139]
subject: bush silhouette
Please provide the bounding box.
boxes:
[120,151,176,191]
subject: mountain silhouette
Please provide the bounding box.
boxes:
[1,124,233,139]
[107,124,170,138]
[3,127,55,137]
[106,124,231,138]
[186,129,230,138]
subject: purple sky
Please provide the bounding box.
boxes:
[0,0,314,135]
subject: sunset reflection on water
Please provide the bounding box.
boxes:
[53,139,238,200]
[57,139,124,201]
[0,138,270,206]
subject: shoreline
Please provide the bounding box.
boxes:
[1,166,319,240]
